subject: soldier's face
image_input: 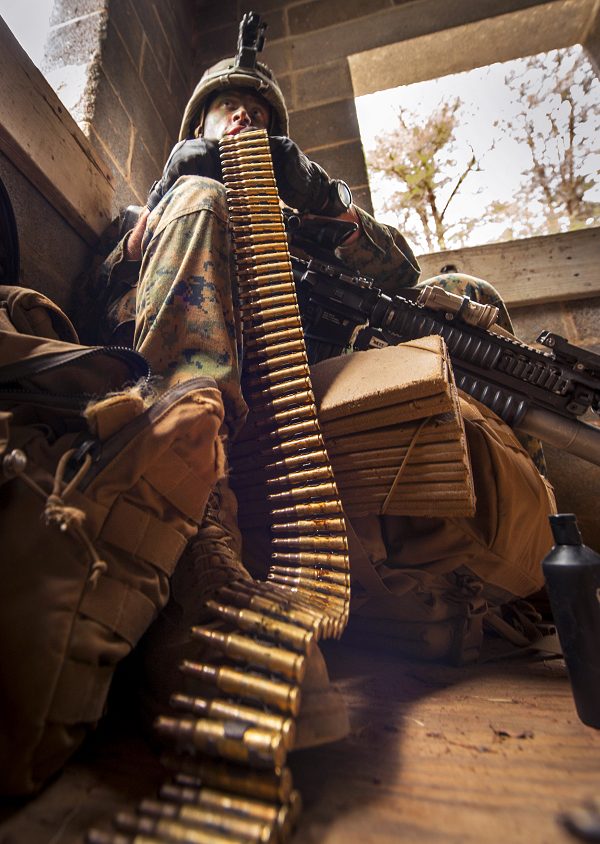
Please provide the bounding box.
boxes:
[202,89,271,140]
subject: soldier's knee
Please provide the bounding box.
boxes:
[170,175,228,217]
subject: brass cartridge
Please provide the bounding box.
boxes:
[270,551,350,571]
[232,580,328,628]
[255,403,317,427]
[262,389,313,411]
[190,628,306,683]
[161,756,294,804]
[248,376,312,399]
[267,481,338,502]
[216,586,323,635]
[269,566,350,587]
[155,715,286,768]
[265,420,321,442]
[270,499,341,518]
[267,434,323,455]
[271,517,346,534]
[243,318,304,343]
[245,327,301,350]
[265,464,332,487]
[265,449,329,471]
[137,800,275,844]
[205,600,314,650]
[169,694,296,748]
[267,573,348,600]
[114,812,241,844]
[159,782,300,841]
[234,231,288,246]
[239,294,296,313]
[249,351,306,372]
[271,534,348,551]
[180,662,301,715]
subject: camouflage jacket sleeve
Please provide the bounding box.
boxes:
[334,206,421,295]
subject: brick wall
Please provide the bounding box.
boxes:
[45,0,195,214]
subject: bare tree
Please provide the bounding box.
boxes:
[491,46,600,237]
[366,98,481,251]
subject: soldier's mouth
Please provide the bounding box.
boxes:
[227,125,257,136]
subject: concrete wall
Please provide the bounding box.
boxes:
[44,0,195,214]
[0,152,89,312]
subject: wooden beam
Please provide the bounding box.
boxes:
[416,227,600,306]
[0,17,114,245]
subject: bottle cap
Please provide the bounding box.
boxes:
[549,513,583,546]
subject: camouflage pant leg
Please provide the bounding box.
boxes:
[134,175,248,437]
[418,272,546,476]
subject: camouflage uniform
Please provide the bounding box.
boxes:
[98,177,420,437]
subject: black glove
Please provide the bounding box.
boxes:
[146,139,222,211]
[269,137,351,217]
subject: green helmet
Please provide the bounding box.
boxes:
[179,57,289,141]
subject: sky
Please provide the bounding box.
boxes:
[0,0,54,65]
[356,45,600,253]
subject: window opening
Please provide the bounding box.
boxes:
[0,0,54,66]
[356,45,600,254]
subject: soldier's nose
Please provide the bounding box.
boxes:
[233,107,251,125]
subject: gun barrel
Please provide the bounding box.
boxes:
[516,407,600,467]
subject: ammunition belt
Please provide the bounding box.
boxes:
[89,129,350,844]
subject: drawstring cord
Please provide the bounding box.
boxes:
[18,448,108,587]
[380,416,431,515]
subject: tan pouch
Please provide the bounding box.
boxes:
[0,286,226,795]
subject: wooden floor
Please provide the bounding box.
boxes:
[1,636,599,844]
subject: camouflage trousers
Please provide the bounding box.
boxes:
[134,175,544,470]
[135,175,248,438]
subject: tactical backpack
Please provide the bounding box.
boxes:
[0,285,226,795]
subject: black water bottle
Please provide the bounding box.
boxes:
[542,514,600,729]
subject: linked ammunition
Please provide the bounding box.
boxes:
[245,331,303,354]
[230,580,328,621]
[159,782,301,840]
[205,600,314,650]
[137,800,275,844]
[267,481,338,501]
[267,434,323,455]
[180,662,301,715]
[115,812,241,844]
[249,378,312,398]
[155,715,286,768]
[269,566,349,586]
[161,756,294,804]
[265,464,333,487]
[270,551,349,570]
[255,403,317,427]
[271,534,348,551]
[216,584,323,635]
[270,566,350,596]
[248,349,306,371]
[169,694,296,748]
[190,628,306,683]
[264,419,321,440]
[267,573,348,600]
[270,500,341,519]
[271,517,346,534]
[264,448,329,470]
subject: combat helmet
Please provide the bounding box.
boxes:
[179,57,289,141]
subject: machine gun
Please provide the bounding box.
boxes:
[288,243,600,467]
